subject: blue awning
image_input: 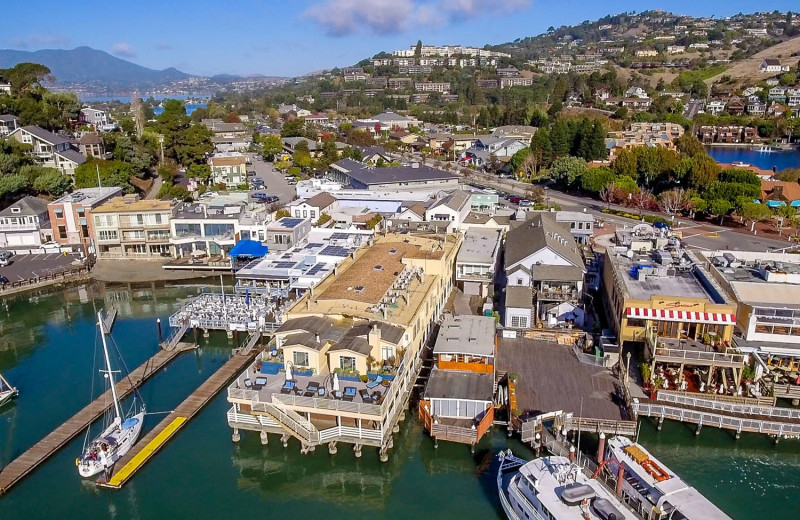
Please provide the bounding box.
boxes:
[229,240,269,258]
[767,200,787,208]
[791,200,800,207]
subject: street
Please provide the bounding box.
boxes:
[246,154,297,205]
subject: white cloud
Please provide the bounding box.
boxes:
[111,42,137,59]
[304,0,530,36]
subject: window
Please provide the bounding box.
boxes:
[310,210,316,219]
[339,356,357,371]
[81,224,89,238]
[135,214,144,225]
[58,225,67,240]
[98,230,118,240]
[511,316,528,328]
[292,351,309,367]
[517,278,523,285]
[77,207,85,217]
[54,208,63,218]
[303,210,308,218]
[381,344,394,361]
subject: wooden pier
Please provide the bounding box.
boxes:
[0,343,195,495]
[98,335,261,489]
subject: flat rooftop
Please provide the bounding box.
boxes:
[456,229,502,265]
[611,250,727,303]
[267,217,307,231]
[49,187,122,207]
[424,368,494,402]
[704,251,800,307]
[496,338,627,422]
[433,315,496,357]
[93,197,171,213]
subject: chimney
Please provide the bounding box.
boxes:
[368,323,381,349]
[333,264,338,276]
[774,184,784,199]
[315,333,320,344]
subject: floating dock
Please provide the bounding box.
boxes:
[98,336,260,489]
[0,343,195,495]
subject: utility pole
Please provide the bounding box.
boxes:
[158,134,165,164]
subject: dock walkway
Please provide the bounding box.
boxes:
[99,337,260,489]
[0,344,194,495]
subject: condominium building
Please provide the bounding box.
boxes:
[48,187,123,247]
[209,153,248,186]
[226,232,462,460]
[414,82,450,93]
[92,195,172,259]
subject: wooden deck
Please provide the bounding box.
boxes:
[0,343,195,495]
[98,344,259,489]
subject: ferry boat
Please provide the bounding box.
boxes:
[0,373,18,407]
[604,436,730,520]
[497,451,641,520]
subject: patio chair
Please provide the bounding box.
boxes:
[243,378,253,389]
[253,376,267,390]
[332,390,343,400]
[294,386,304,396]
[359,388,374,403]
[318,387,325,397]
[280,380,296,394]
[366,376,383,389]
[343,386,357,402]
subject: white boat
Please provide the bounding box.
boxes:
[497,451,642,520]
[0,373,18,407]
[76,311,145,478]
[605,436,731,520]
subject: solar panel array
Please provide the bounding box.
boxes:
[280,218,304,229]
[307,243,324,248]
[320,245,350,257]
[274,261,297,268]
[330,232,350,240]
[306,263,326,275]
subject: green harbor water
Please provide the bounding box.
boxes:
[1,283,799,520]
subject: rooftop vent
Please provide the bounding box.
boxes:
[354,285,366,293]
[374,265,384,271]
[389,249,398,255]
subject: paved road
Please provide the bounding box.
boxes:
[460,169,792,253]
[246,155,296,205]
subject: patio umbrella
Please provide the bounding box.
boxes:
[286,365,293,381]
[333,373,340,392]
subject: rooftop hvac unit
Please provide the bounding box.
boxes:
[722,252,740,268]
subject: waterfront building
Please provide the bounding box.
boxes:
[603,241,745,392]
[92,195,172,259]
[455,229,503,298]
[227,232,462,459]
[169,199,269,260]
[234,227,373,296]
[703,250,800,376]
[264,217,311,253]
[419,315,496,446]
[47,187,122,248]
[504,214,586,328]
[554,211,595,245]
[0,196,51,247]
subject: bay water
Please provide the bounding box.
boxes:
[1,283,798,520]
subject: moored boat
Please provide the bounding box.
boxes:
[0,373,18,407]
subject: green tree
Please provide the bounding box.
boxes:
[281,118,305,138]
[187,163,211,182]
[174,123,212,166]
[612,148,637,178]
[259,134,283,160]
[689,155,720,188]
[675,133,705,157]
[1,62,51,95]
[550,121,570,158]
[74,159,135,193]
[612,175,639,195]
[549,156,587,188]
[0,174,30,198]
[31,169,71,196]
[581,166,616,194]
[739,202,771,232]
[414,40,423,58]
[709,199,732,224]
[530,127,552,167]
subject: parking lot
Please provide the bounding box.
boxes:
[247,155,297,205]
[0,252,86,284]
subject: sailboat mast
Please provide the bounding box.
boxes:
[98,311,122,423]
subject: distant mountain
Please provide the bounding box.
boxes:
[0,46,191,87]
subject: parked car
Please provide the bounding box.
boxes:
[0,251,12,260]
[247,170,256,177]
[0,257,11,267]
[0,275,8,285]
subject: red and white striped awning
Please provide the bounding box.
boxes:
[625,307,736,325]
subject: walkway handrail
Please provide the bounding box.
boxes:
[633,400,800,435]
[253,401,320,444]
[656,391,800,420]
[653,347,745,364]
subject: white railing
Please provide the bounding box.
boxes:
[0,223,39,231]
[272,393,383,417]
[318,425,383,442]
[633,401,800,435]
[654,347,745,365]
[656,391,800,420]
[252,401,320,443]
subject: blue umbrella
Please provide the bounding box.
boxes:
[245,289,250,307]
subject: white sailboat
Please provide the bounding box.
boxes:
[77,311,145,478]
[0,373,18,407]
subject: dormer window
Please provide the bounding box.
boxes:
[10,207,20,214]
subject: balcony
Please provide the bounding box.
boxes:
[0,222,39,232]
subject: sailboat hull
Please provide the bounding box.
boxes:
[78,411,145,478]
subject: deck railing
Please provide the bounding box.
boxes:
[653,347,745,365]
[633,400,800,436]
[272,393,383,417]
[656,391,800,420]
[251,401,320,444]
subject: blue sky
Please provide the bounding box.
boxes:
[1,0,797,77]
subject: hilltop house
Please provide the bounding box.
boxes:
[0,115,19,137]
[7,126,86,176]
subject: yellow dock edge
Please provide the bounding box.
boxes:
[99,416,188,489]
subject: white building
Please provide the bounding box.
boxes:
[0,196,51,247]
[456,229,503,298]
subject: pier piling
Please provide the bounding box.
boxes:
[157,318,162,340]
[232,428,241,443]
[328,442,337,455]
[260,431,269,445]
[353,444,362,458]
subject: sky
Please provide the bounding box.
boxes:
[1,0,797,78]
